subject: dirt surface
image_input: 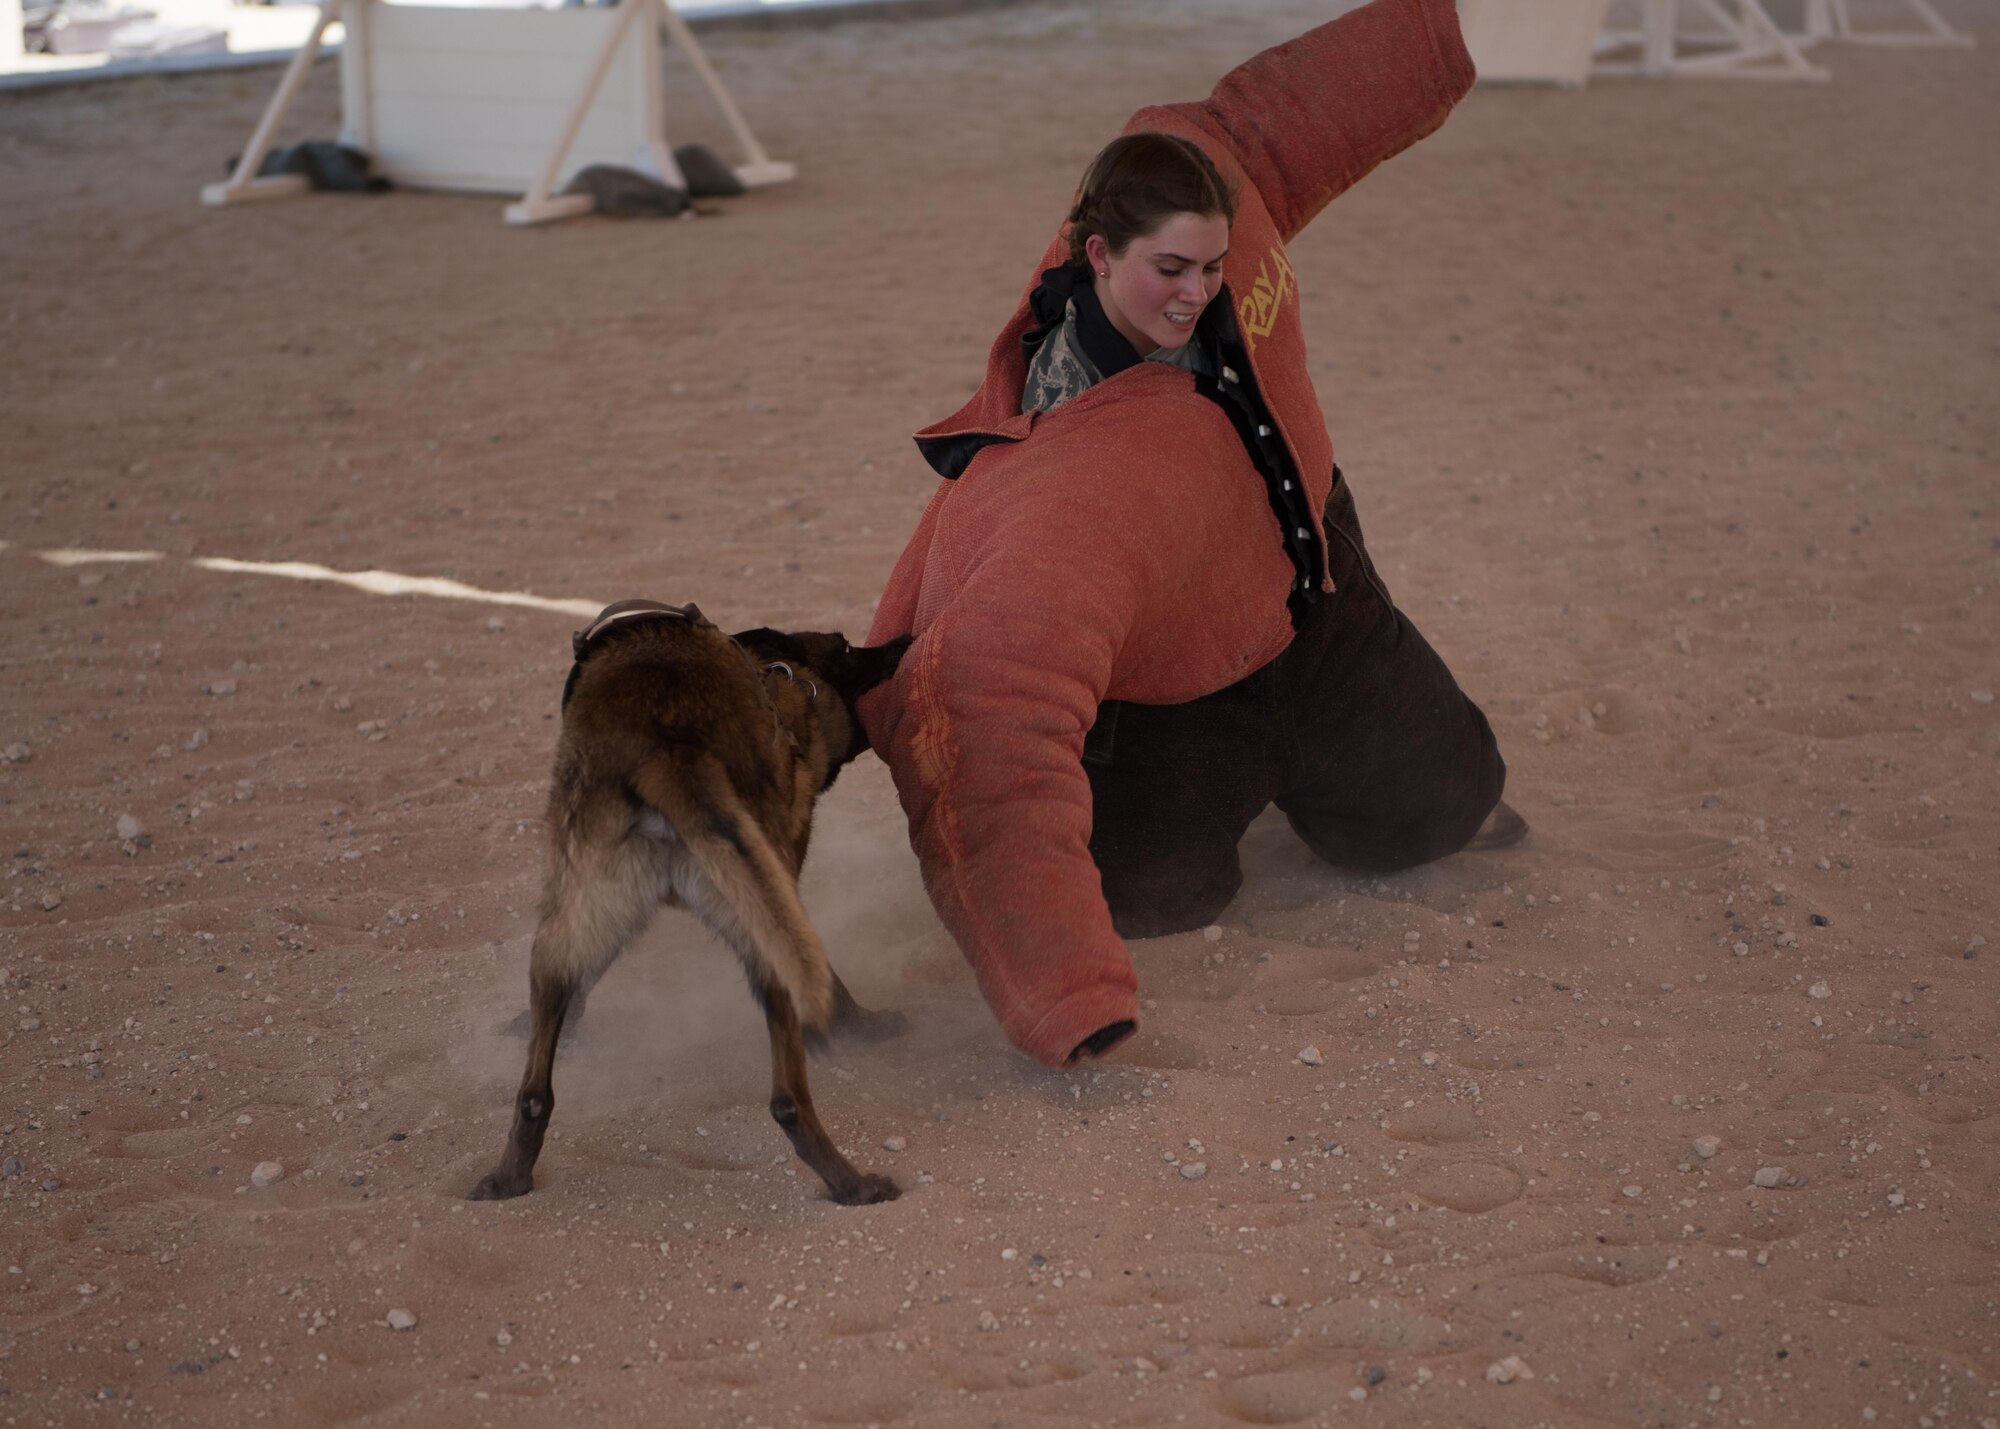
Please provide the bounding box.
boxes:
[2,1,1996,1424]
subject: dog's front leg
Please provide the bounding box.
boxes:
[761,983,898,1206]
[470,971,573,1200]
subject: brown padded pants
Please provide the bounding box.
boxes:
[1084,472,1505,938]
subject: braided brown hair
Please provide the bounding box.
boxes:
[1064,132,1236,268]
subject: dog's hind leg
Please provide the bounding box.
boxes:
[822,972,910,1049]
[759,979,898,1206]
[471,841,661,1200]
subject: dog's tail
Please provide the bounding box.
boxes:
[630,752,836,1030]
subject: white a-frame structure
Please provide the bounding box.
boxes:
[202,0,793,225]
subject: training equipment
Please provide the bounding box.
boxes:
[1594,0,1830,81]
[201,0,792,225]
[1462,0,1611,87]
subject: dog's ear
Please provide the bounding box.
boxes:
[843,636,911,697]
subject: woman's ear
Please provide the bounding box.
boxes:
[1083,232,1110,275]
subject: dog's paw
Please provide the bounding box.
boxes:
[468,1168,533,1201]
[833,1172,900,1206]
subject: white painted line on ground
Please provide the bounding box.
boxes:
[191,557,604,617]
[36,548,166,567]
[15,543,603,618]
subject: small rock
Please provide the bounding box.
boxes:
[1202,925,1223,943]
[881,1136,906,1153]
[116,813,145,843]
[201,680,237,697]
[999,1247,1017,1261]
[1364,1365,1387,1386]
[386,1308,417,1332]
[0,1157,22,1177]
[2,742,30,763]
[1886,1189,1905,1208]
[39,892,61,913]
[1732,941,1750,957]
[1752,1166,1786,1189]
[484,618,506,634]
[185,728,208,752]
[1179,1162,1208,1181]
[1809,914,1829,927]
[42,1178,61,1192]
[1621,1184,1644,1198]
[17,1017,40,1031]
[1549,791,1576,806]
[1692,1135,1721,1160]
[1486,1354,1534,1384]
[1970,690,1994,705]
[250,1161,285,1189]
[494,1329,512,1347]
[1132,1356,1160,1373]
[976,1310,1000,1333]
[1297,1045,1324,1067]
[1807,982,1831,1000]
[1965,935,1986,961]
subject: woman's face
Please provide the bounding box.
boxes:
[1086,211,1230,355]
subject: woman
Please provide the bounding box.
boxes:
[861,0,1520,1070]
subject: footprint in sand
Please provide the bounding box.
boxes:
[1216,1367,1342,1425]
[1409,1158,1525,1213]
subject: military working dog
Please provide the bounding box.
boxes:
[471,600,910,1206]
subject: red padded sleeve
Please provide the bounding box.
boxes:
[1140,0,1475,244]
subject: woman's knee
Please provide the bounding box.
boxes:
[1100,857,1242,939]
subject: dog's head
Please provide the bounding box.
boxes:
[732,629,911,778]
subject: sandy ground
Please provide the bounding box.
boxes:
[2,0,1997,1424]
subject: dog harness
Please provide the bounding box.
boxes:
[560,599,706,710]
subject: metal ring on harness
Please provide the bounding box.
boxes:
[760,660,818,703]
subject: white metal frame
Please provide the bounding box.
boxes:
[201,0,794,225]
[1594,0,1830,80]
[1798,0,1973,47]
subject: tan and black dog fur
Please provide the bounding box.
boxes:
[471,602,909,1206]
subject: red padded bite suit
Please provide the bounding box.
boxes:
[863,0,1478,1069]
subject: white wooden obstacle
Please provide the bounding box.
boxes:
[1594,0,1831,80]
[201,0,793,225]
[1798,0,1973,46]
[1462,0,1613,87]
